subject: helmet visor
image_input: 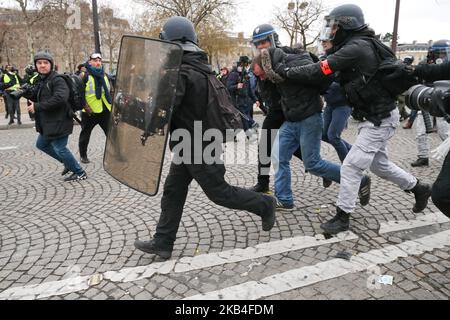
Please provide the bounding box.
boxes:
[433,47,450,64]
[251,33,277,56]
[319,17,338,41]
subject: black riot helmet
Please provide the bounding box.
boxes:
[159,16,201,52]
[427,39,450,64]
[320,4,367,42]
[252,24,281,48]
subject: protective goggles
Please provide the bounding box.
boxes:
[90,53,103,60]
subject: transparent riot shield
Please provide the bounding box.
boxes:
[104,36,183,196]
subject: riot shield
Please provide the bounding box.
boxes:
[104,36,183,196]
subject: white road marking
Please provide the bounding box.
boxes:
[0,276,90,300]
[0,147,18,151]
[0,233,357,300]
[3,216,450,300]
[103,232,358,283]
[185,229,450,300]
[379,212,450,234]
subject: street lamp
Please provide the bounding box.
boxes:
[92,0,102,54]
[287,1,309,47]
[392,0,401,53]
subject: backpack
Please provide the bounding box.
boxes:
[182,64,244,140]
[363,37,417,97]
[57,73,87,112]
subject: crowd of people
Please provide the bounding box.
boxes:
[1,51,114,182]
[2,4,449,261]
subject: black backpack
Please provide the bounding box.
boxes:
[57,73,87,112]
[363,37,417,97]
[182,64,244,139]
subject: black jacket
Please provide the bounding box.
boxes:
[27,71,73,140]
[227,68,257,107]
[264,50,324,122]
[255,46,313,113]
[415,61,450,81]
[169,51,210,152]
[323,82,348,108]
[284,29,396,119]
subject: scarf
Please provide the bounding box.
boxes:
[85,63,112,104]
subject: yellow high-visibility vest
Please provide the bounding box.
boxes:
[85,75,111,113]
[29,73,39,85]
[3,73,20,91]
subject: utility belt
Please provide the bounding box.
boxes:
[352,109,393,127]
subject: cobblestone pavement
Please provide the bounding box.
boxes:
[0,116,449,301]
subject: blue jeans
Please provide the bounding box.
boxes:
[36,135,83,175]
[323,105,353,162]
[273,113,341,206]
[238,104,255,131]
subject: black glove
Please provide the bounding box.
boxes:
[269,48,286,66]
[274,63,289,78]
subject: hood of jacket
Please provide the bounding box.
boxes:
[182,51,211,74]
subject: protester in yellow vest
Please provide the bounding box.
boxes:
[79,53,112,164]
[0,64,21,125]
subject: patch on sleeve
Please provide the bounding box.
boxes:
[320,60,333,75]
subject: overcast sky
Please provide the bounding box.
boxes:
[231,0,450,44]
[2,0,450,44]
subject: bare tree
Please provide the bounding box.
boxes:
[273,0,327,49]
[34,0,94,72]
[13,0,48,62]
[100,6,132,73]
[134,0,235,27]
[133,0,239,66]
[197,20,236,65]
[0,21,11,65]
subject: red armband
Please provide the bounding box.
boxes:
[320,60,333,76]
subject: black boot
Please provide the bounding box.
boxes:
[134,239,172,259]
[261,196,276,232]
[61,167,70,176]
[407,180,432,213]
[248,181,270,194]
[411,158,429,167]
[80,156,90,164]
[323,178,332,188]
[321,207,350,235]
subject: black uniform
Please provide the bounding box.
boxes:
[415,61,450,216]
[283,29,397,123]
[153,51,275,251]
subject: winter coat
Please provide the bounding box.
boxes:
[27,71,73,140]
[282,28,397,119]
[227,68,257,107]
[261,49,324,122]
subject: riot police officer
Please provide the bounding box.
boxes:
[411,40,450,167]
[272,4,432,234]
[248,24,333,193]
[134,17,277,260]
[413,59,450,216]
